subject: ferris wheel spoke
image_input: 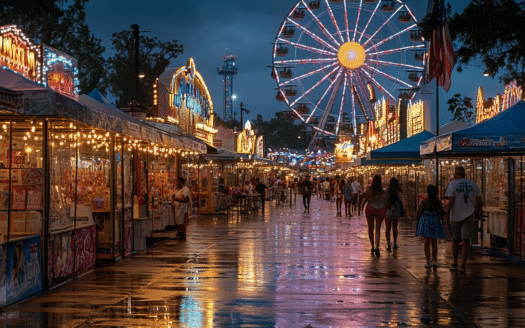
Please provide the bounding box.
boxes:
[274,58,338,65]
[352,0,365,42]
[317,70,344,133]
[353,72,375,121]
[358,0,381,43]
[335,74,349,136]
[365,24,418,52]
[306,70,342,124]
[363,6,404,47]
[280,62,340,87]
[323,0,345,44]
[278,38,337,57]
[362,64,413,89]
[368,44,425,57]
[343,0,350,42]
[300,0,341,47]
[355,73,376,121]
[286,18,339,52]
[349,75,357,135]
[359,68,397,102]
[366,58,424,70]
[290,65,340,108]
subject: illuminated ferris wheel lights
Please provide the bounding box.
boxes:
[337,42,366,70]
[273,0,425,147]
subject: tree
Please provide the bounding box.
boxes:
[0,0,108,94]
[106,30,183,111]
[421,0,525,89]
[447,94,475,124]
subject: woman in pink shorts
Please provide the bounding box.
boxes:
[361,175,388,256]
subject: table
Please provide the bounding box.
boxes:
[238,193,261,215]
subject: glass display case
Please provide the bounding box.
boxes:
[148,152,177,231]
[0,119,44,303]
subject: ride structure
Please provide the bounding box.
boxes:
[271,0,426,152]
[217,54,238,122]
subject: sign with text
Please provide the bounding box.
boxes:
[0,25,39,81]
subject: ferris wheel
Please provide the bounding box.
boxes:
[272,0,426,149]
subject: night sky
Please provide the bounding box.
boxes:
[85,0,504,125]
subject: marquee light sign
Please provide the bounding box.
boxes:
[0,25,39,81]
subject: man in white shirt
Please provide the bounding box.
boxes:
[172,177,190,240]
[445,166,484,273]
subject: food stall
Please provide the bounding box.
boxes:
[421,101,525,258]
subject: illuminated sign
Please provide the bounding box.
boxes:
[42,45,79,96]
[335,140,354,163]
[0,25,39,81]
[476,82,523,124]
[237,121,256,154]
[256,136,264,157]
[408,100,425,137]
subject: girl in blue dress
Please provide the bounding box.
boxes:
[416,184,447,268]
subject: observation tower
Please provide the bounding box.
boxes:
[217,54,238,121]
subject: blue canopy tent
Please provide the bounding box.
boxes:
[368,130,435,161]
[421,101,525,156]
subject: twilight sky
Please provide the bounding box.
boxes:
[85,0,504,126]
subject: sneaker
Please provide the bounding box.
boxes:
[374,248,380,256]
[432,261,438,269]
[392,243,399,249]
[424,261,432,268]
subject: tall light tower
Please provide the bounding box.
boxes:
[217,54,238,121]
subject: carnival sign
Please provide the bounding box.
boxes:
[449,134,525,152]
[335,140,354,163]
[42,45,79,96]
[0,25,39,81]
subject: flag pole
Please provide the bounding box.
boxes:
[436,79,440,196]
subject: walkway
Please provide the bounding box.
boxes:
[2,195,525,327]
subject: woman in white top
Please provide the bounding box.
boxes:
[361,175,388,256]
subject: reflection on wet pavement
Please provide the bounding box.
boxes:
[2,196,525,327]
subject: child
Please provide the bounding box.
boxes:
[415,185,447,268]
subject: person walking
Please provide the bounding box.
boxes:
[415,184,447,268]
[254,178,267,213]
[322,178,330,201]
[343,178,353,217]
[385,177,404,251]
[361,175,388,256]
[335,178,344,216]
[172,177,190,240]
[445,166,484,273]
[351,177,361,214]
[301,175,313,213]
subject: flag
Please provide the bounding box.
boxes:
[427,0,455,92]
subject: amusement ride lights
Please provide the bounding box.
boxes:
[272,0,425,151]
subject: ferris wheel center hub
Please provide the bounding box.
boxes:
[338,42,366,70]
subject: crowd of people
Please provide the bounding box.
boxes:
[173,167,484,272]
[296,167,484,271]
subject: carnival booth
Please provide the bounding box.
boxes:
[0,26,206,307]
[421,101,525,258]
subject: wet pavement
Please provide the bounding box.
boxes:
[2,195,525,327]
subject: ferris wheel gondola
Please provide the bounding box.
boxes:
[271,0,426,150]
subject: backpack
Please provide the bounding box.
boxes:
[302,182,311,195]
